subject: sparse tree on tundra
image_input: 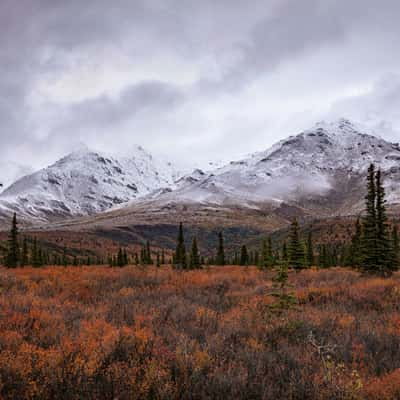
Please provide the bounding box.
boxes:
[288,218,305,270]
[5,213,19,268]
[216,231,225,266]
[174,222,187,269]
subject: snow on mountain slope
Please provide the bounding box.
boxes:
[142,119,400,211]
[0,146,180,221]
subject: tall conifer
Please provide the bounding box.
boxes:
[174,222,187,269]
[361,164,378,271]
[288,218,304,270]
[190,237,201,269]
[216,231,225,266]
[5,213,19,268]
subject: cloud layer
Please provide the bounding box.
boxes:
[1,0,400,182]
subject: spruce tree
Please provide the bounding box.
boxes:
[240,245,248,266]
[161,249,165,265]
[190,237,201,269]
[32,238,39,267]
[305,230,314,267]
[174,222,187,269]
[216,231,225,266]
[117,248,124,267]
[347,218,362,267]
[5,213,19,268]
[361,164,379,271]
[145,241,152,264]
[156,252,161,267]
[62,246,68,267]
[375,169,394,273]
[281,241,288,264]
[288,218,304,270]
[361,165,395,274]
[21,236,28,267]
[391,225,400,269]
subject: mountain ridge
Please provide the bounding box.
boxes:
[1,118,400,228]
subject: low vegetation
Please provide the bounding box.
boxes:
[1,266,400,399]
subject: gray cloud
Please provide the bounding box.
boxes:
[1,0,400,181]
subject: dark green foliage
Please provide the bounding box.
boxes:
[117,248,124,267]
[392,225,399,268]
[20,237,28,267]
[32,238,41,268]
[156,252,160,267]
[281,241,288,263]
[189,237,201,269]
[269,262,297,315]
[346,218,362,267]
[305,230,314,267]
[161,249,165,265]
[5,213,19,268]
[62,246,68,267]
[260,238,274,269]
[216,231,225,266]
[361,164,395,274]
[145,241,152,265]
[240,245,248,266]
[375,169,395,273]
[174,222,187,269]
[288,219,304,270]
[361,164,379,271]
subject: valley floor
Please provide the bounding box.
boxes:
[0,266,399,399]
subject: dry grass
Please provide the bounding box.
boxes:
[0,265,399,399]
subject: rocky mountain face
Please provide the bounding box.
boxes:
[143,119,400,215]
[1,118,400,228]
[0,146,179,223]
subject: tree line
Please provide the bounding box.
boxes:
[2,163,399,275]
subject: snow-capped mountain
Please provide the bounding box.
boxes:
[140,119,400,214]
[1,118,400,227]
[0,146,180,222]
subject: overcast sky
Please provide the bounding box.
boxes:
[1,0,400,183]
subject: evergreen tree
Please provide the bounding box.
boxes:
[318,244,328,268]
[21,236,28,267]
[140,246,146,265]
[174,222,187,269]
[190,237,201,269]
[5,213,19,268]
[269,261,297,315]
[145,241,152,264]
[305,230,314,267]
[254,249,259,266]
[361,164,395,274]
[156,252,161,267]
[32,238,40,268]
[38,247,44,267]
[375,169,394,273]
[161,249,166,265]
[123,249,128,265]
[240,245,248,266]
[361,164,379,271]
[288,218,304,270]
[391,225,400,269]
[216,231,225,266]
[62,246,68,267]
[260,239,269,269]
[347,218,362,267]
[281,241,288,264]
[117,248,124,267]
